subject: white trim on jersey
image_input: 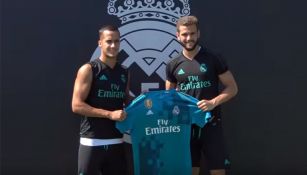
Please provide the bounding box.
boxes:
[80,137,123,146]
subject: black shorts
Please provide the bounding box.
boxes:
[190,119,230,170]
[78,143,127,175]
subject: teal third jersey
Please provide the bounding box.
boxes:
[116,89,211,175]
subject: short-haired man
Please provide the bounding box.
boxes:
[166,16,238,175]
[72,25,130,175]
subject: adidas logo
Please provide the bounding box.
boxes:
[177,69,185,75]
[146,110,154,115]
[99,75,108,81]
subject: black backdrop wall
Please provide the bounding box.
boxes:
[1,0,307,175]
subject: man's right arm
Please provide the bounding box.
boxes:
[71,64,126,121]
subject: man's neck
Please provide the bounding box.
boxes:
[182,45,201,60]
[99,56,117,68]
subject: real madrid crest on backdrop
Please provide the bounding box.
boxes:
[91,0,190,96]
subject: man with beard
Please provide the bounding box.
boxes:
[165,16,238,175]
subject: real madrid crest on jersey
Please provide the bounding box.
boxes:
[200,63,208,73]
[172,105,180,116]
[121,74,126,83]
[144,98,154,115]
[91,0,191,96]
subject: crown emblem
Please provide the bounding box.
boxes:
[108,0,190,24]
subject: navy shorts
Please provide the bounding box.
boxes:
[190,119,230,170]
[78,143,127,175]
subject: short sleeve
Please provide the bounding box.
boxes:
[116,103,136,133]
[214,54,229,75]
[177,92,212,127]
[116,111,133,134]
[165,59,177,83]
[116,94,145,133]
[191,110,211,128]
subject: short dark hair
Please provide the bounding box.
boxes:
[176,15,199,32]
[99,25,120,38]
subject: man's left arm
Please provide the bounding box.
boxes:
[124,71,133,106]
[197,70,238,111]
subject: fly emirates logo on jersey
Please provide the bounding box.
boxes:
[145,119,181,136]
[98,83,125,99]
[179,75,211,91]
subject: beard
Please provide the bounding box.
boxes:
[179,39,199,51]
